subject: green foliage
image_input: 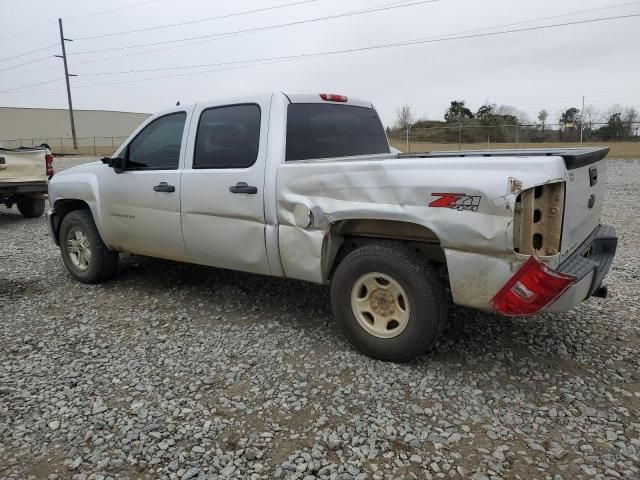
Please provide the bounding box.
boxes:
[388,99,638,144]
[476,105,494,120]
[444,101,474,123]
[537,110,549,124]
[597,113,625,140]
[560,108,580,125]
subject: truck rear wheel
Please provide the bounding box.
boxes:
[59,210,119,283]
[16,196,45,218]
[330,243,447,362]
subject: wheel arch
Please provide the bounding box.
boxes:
[322,219,448,283]
[50,199,93,245]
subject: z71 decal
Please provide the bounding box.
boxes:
[429,193,481,212]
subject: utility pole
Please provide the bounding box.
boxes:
[56,18,77,150]
[580,95,585,147]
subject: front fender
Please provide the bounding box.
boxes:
[48,167,106,240]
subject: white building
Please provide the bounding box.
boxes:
[0,107,150,152]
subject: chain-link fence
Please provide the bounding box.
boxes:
[388,121,640,158]
[0,136,128,156]
[2,121,640,159]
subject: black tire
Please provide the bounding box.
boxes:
[16,196,45,218]
[330,242,447,362]
[59,209,119,283]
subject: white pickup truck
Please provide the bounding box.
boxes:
[1,145,53,217]
[47,92,617,361]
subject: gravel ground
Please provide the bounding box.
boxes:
[1,157,638,480]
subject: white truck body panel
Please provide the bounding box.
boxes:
[47,92,615,315]
[562,160,607,258]
[276,154,568,303]
[0,148,48,183]
[1,146,50,217]
[180,94,273,275]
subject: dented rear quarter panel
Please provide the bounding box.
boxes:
[277,154,568,309]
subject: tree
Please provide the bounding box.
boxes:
[623,107,639,137]
[537,110,549,134]
[582,105,599,131]
[560,107,580,126]
[476,104,495,120]
[537,109,549,124]
[597,112,625,140]
[444,100,474,123]
[496,105,529,124]
[395,104,414,130]
[602,104,623,123]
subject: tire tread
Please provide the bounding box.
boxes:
[330,242,447,362]
[16,196,45,218]
[59,209,118,283]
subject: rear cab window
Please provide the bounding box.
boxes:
[286,103,389,161]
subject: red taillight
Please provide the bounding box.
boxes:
[45,153,54,176]
[320,93,348,102]
[491,256,576,316]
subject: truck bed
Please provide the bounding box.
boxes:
[400,147,609,170]
[0,146,49,184]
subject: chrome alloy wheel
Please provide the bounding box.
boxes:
[350,272,410,339]
[67,227,92,271]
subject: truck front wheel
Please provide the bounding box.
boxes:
[330,243,447,362]
[16,195,45,218]
[59,210,119,283]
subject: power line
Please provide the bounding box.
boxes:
[0,56,56,73]
[0,22,57,42]
[77,13,640,77]
[67,0,440,55]
[3,11,639,96]
[0,78,63,95]
[0,0,423,75]
[74,0,326,40]
[0,0,162,41]
[0,43,58,63]
[35,0,631,74]
[428,0,640,38]
[76,0,640,43]
[65,0,163,21]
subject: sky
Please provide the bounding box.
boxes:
[1,0,639,127]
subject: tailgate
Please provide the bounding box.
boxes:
[560,148,609,259]
[0,148,47,183]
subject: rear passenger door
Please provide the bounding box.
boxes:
[180,98,271,275]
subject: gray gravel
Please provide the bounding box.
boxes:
[1,156,639,480]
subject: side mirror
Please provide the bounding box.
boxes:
[102,156,126,174]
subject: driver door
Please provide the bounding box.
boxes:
[100,109,190,261]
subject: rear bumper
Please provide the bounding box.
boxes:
[0,181,48,195]
[545,224,617,312]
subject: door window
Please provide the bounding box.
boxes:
[126,112,186,170]
[193,104,261,169]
